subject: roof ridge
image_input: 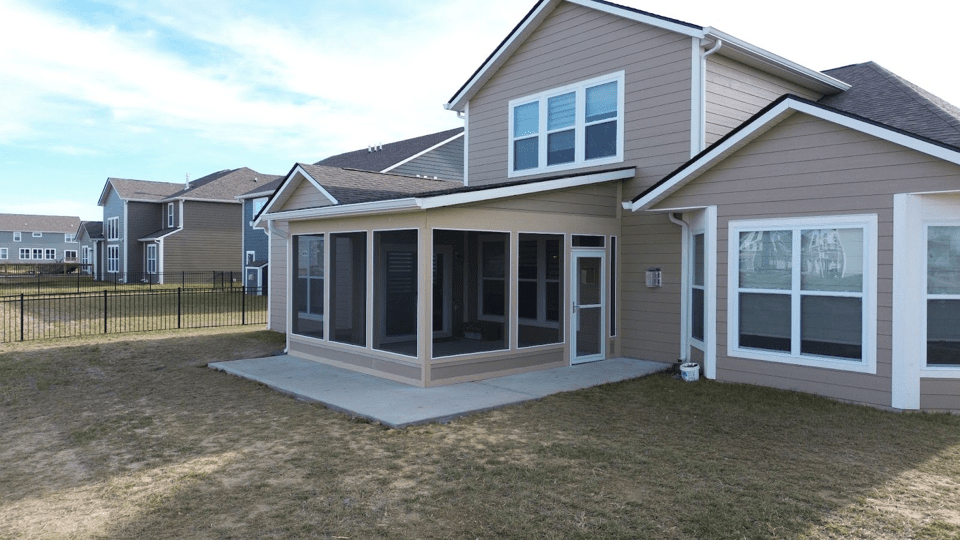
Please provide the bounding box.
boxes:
[869,63,960,139]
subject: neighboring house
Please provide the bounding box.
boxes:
[97,167,280,283]
[235,128,465,291]
[254,0,960,411]
[0,214,81,264]
[75,221,103,278]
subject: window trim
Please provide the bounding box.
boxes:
[507,71,625,178]
[727,214,878,374]
[107,217,119,240]
[146,244,157,274]
[44,248,56,260]
[19,248,30,260]
[107,245,119,273]
[32,248,43,260]
[33,232,42,238]
[65,233,76,243]
[517,234,562,330]
[13,231,21,242]
[690,231,706,348]
[167,203,175,228]
[0,247,6,260]
[921,221,960,375]
[64,250,77,261]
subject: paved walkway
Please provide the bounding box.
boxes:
[209,355,668,428]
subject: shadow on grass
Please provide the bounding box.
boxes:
[3,333,960,539]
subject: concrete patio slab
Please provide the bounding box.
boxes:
[209,355,669,428]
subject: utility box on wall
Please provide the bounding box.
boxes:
[646,267,662,288]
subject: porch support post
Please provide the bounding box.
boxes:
[705,205,718,380]
[420,222,432,387]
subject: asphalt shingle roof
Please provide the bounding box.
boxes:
[107,178,183,202]
[78,221,103,240]
[162,167,282,202]
[314,127,463,172]
[820,62,960,150]
[0,213,81,233]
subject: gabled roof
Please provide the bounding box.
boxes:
[627,94,960,212]
[238,177,285,200]
[0,213,81,233]
[76,220,103,241]
[259,163,635,224]
[315,127,464,173]
[820,62,960,150]
[161,167,282,203]
[444,0,847,111]
[99,178,182,205]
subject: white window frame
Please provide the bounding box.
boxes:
[0,247,7,260]
[19,248,30,260]
[246,251,256,265]
[82,246,90,265]
[922,221,960,374]
[727,214,878,374]
[64,250,77,261]
[167,203,175,228]
[107,245,119,273]
[251,197,268,218]
[32,248,43,260]
[65,233,76,243]
[146,244,157,274]
[33,232,42,238]
[507,71,625,178]
[107,217,119,240]
[44,248,56,260]
[691,231,706,348]
[13,231,21,242]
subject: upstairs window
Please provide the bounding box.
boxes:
[107,217,119,240]
[167,203,175,228]
[65,233,76,243]
[33,232,42,238]
[508,71,624,178]
[13,231,21,242]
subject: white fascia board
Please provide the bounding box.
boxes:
[97,181,114,206]
[259,198,421,225]
[418,167,636,210]
[568,0,703,37]
[261,165,340,218]
[235,189,276,201]
[137,230,178,242]
[381,132,465,174]
[173,197,242,204]
[704,28,850,93]
[630,98,960,212]
[446,0,561,111]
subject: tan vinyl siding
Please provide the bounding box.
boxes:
[289,337,422,385]
[268,222,288,333]
[280,180,334,212]
[466,1,693,195]
[654,112,960,408]
[920,379,960,411]
[465,182,619,217]
[705,54,823,146]
[162,201,242,275]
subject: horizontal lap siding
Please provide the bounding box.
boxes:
[920,380,960,411]
[658,113,960,408]
[391,137,464,181]
[163,202,242,274]
[705,55,823,145]
[126,202,162,275]
[281,180,332,212]
[467,183,618,217]
[268,223,288,332]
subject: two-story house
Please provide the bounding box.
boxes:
[253,0,960,411]
[98,167,280,283]
[0,214,81,265]
[236,128,465,292]
[75,221,103,278]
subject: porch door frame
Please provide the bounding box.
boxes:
[570,248,606,364]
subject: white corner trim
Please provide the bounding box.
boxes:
[463,102,470,186]
[704,205,718,380]
[891,193,922,409]
[381,132,464,174]
[690,38,704,158]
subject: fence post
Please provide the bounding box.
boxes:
[182,271,185,288]
[20,293,24,342]
[242,285,246,325]
[77,267,81,293]
[36,269,40,295]
[177,287,182,329]
[103,289,108,334]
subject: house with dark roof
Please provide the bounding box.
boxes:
[234,128,464,293]
[254,0,960,411]
[0,214,81,265]
[97,167,280,283]
[75,221,103,278]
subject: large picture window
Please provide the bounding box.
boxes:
[293,235,324,339]
[926,225,960,367]
[729,216,876,372]
[508,71,624,177]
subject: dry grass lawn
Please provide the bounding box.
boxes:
[1,327,959,539]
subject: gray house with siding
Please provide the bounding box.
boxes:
[75,221,103,278]
[0,214,81,265]
[254,0,960,411]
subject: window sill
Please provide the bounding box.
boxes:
[729,346,876,374]
[920,367,960,379]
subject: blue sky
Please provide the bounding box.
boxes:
[1,0,958,222]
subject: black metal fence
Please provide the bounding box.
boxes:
[1,287,267,343]
[0,265,245,295]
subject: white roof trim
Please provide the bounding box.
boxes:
[567,0,702,37]
[381,132,464,174]
[629,98,960,212]
[235,190,276,201]
[260,167,636,224]
[260,165,340,218]
[137,229,179,242]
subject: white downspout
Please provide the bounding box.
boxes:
[668,212,690,362]
[699,39,722,153]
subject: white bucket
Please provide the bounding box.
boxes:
[680,362,700,382]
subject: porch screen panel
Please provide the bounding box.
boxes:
[330,232,367,347]
[374,230,417,357]
[293,235,324,339]
[433,230,509,358]
[518,233,563,348]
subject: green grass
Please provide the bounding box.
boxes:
[1,327,959,539]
